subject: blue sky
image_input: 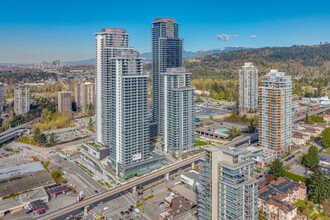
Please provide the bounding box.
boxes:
[0,0,329,63]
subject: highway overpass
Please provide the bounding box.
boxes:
[38,152,205,220]
[0,125,26,145]
[293,106,330,123]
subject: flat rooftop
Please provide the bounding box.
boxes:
[0,163,55,197]
[0,162,45,180]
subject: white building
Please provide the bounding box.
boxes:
[14,85,30,115]
[95,28,130,145]
[238,62,258,115]
[259,70,292,155]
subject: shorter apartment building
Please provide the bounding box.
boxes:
[75,82,95,111]
[58,91,72,113]
[14,85,30,115]
[259,177,307,220]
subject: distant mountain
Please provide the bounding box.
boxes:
[63,58,96,65]
[61,47,249,64]
[140,47,249,60]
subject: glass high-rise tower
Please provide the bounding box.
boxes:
[152,17,183,136]
[95,28,130,145]
[238,62,258,115]
[198,145,259,220]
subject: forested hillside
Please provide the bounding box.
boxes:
[185,44,330,79]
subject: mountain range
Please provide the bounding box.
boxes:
[62,47,249,64]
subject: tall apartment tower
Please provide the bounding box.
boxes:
[198,145,259,220]
[152,17,183,135]
[238,62,258,115]
[75,82,95,111]
[259,70,292,155]
[58,91,72,113]
[95,28,130,144]
[14,85,30,115]
[162,67,195,157]
[0,83,3,112]
[108,49,162,178]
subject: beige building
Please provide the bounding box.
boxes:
[58,91,72,113]
[14,85,30,115]
[259,177,307,220]
[75,82,94,111]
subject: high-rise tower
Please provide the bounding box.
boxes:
[152,17,183,135]
[198,145,259,220]
[259,70,292,155]
[95,28,130,145]
[162,67,195,157]
[238,62,258,115]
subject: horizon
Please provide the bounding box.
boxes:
[0,0,329,63]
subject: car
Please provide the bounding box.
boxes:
[128,208,133,212]
[97,202,103,206]
[130,205,134,209]
[125,211,130,215]
[26,210,32,214]
[159,202,165,207]
[94,190,99,193]
[120,211,125,216]
[103,206,109,210]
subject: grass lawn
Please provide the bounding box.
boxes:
[195,140,208,146]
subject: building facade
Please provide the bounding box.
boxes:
[152,17,183,135]
[238,62,258,114]
[14,85,30,115]
[75,82,95,111]
[58,91,72,113]
[0,83,3,112]
[162,67,195,157]
[259,70,292,155]
[95,28,130,145]
[198,145,259,220]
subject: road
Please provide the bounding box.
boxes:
[293,106,330,123]
[37,152,205,220]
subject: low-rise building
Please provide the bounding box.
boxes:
[180,170,200,188]
[259,177,307,220]
[323,115,330,123]
[160,193,196,220]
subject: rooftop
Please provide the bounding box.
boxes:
[0,162,45,180]
[181,170,200,183]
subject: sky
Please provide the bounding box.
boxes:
[0,0,329,63]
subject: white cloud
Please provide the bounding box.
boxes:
[249,35,257,39]
[216,34,238,41]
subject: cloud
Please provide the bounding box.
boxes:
[216,34,238,41]
[249,35,257,39]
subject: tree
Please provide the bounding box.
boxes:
[88,117,93,131]
[322,127,330,148]
[285,162,292,170]
[311,115,325,123]
[303,145,320,168]
[48,133,55,146]
[308,169,330,204]
[268,158,284,180]
[38,133,47,144]
[305,112,311,124]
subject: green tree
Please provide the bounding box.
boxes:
[308,169,330,204]
[48,133,55,146]
[303,145,320,168]
[268,158,284,180]
[311,115,325,123]
[285,162,292,170]
[305,112,311,124]
[322,127,330,148]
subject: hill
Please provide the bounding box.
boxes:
[185,44,330,80]
[140,47,249,60]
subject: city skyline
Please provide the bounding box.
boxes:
[1,0,329,63]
